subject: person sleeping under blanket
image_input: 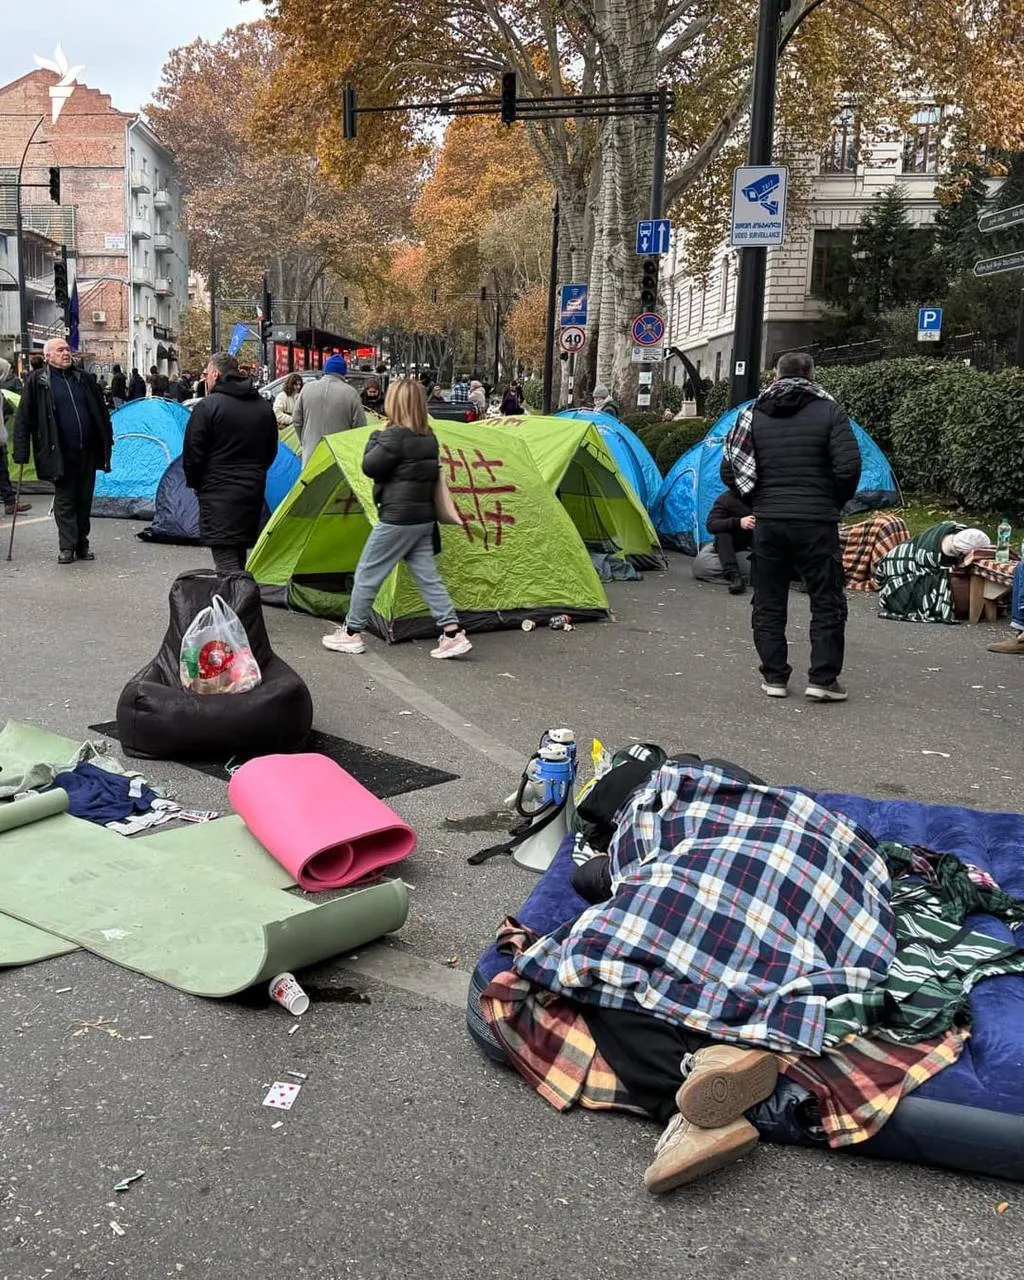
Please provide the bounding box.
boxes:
[876,522,991,623]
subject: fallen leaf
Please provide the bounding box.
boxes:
[445,954,460,967]
[996,1201,1010,1214]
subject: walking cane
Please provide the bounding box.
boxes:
[6,463,25,561]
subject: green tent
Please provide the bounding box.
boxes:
[279,424,300,455]
[246,422,610,640]
[481,415,663,563]
[1,390,39,486]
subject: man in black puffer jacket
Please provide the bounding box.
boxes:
[721,351,860,703]
[182,352,278,573]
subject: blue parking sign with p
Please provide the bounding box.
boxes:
[918,308,942,333]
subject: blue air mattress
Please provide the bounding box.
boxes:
[468,792,1024,1181]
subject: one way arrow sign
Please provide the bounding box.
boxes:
[636,219,672,257]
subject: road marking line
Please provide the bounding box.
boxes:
[357,649,524,773]
[339,942,470,1008]
[2,515,52,528]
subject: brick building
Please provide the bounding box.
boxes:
[0,68,188,377]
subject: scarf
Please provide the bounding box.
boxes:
[723,377,835,496]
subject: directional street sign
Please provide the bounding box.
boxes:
[631,312,666,347]
[917,307,942,343]
[558,325,587,354]
[731,165,789,248]
[978,203,1024,235]
[974,250,1024,278]
[558,283,589,327]
[635,218,672,256]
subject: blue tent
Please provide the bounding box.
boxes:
[556,408,661,510]
[137,439,298,545]
[652,401,901,554]
[93,399,191,519]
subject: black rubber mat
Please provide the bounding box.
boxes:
[88,722,457,797]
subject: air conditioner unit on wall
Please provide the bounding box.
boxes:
[92,310,106,324]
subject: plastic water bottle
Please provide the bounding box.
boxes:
[997,518,1011,563]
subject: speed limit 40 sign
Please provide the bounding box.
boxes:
[558,325,588,354]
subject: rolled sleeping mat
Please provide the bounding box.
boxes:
[228,753,416,891]
[0,789,69,832]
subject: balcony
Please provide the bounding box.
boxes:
[155,277,172,297]
[153,232,173,254]
[24,273,55,296]
[130,169,151,193]
[134,267,155,288]
[153,188,172,212]
[131,217,151,240]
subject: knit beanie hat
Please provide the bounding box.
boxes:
[324,354,348,375]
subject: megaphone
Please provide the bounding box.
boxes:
[508,729,578,874]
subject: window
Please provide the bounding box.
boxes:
[699,286,706,329]
[822,107,859,174]
[714,351,722,382]
[687,285,694,333]
[720,257,730,312]
[903,106,942,174]
[810,229,854,300]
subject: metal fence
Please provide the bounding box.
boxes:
[785,333,1006,372]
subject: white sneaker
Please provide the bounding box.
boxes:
[431,630,473,659]
[322,626,365,654]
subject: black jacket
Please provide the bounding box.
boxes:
[182,372,278,546]
[362,425,439,525]
[12,365,113,481]
[721,384,861,522]
[110,371,128,400]
[706,490,754,549]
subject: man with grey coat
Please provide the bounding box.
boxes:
[293,354,366,466]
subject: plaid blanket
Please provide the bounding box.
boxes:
[723,378,835,496]
[840,515,910,591]
[779,1027,966,1146]
[480,920,641,1114]
[876,520,962,623]
[513,764,896,1054]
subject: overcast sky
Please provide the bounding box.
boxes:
[2,0,254,114]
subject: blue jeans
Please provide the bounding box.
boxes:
[346,521,458,633]
[1012,560,1024,630]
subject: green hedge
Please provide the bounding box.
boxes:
[889,367,1024,511]
[622,414,711,472]
[817,358,943,454]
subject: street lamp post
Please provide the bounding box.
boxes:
[728,0,784,408]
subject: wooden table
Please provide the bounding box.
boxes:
[962,555,1018,623]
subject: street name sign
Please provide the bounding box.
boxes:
[636,219,672,256]
[731,165,789,248]
[978,204,1024,235]
[974,251,1024,278]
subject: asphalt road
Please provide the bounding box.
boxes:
[0,510,1021,1280]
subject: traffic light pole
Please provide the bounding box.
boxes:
[729,0,783,409]
[541,196,560,414]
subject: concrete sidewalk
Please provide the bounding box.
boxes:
[0,513,1019,1280]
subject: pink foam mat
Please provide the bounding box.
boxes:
[228,753,416,890]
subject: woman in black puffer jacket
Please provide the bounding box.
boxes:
[321,378,473,659]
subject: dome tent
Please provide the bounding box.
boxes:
[92,399,191,519]
[652,401,901,554]
[554,408,662,510]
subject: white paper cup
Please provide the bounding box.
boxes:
[521,619,536,631]
[269,972,310,1015]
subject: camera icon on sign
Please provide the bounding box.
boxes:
[742,174,780,216]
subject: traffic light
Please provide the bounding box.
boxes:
[48,166,61,204]
[500,71,517,125]
[53,258,69,308]
[342,87,357,140]
[639,256,659,312]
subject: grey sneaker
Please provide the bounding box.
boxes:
[805,681,848,702]
[760,681,788,698]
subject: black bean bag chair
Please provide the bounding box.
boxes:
[116,569,313,760]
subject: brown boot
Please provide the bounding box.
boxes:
[987,630,1024,654]
[675,1045,778,1129]
[644,1112,759,1194]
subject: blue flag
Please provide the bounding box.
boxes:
[68,280,80,352]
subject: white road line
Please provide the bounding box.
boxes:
[339,942,470,1008]
[357,648,524,773]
